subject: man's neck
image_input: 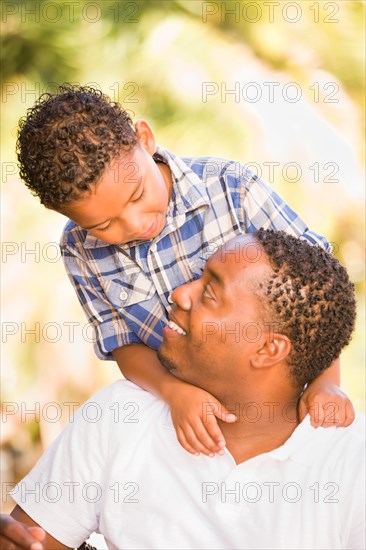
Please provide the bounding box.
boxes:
[217,395,300,465]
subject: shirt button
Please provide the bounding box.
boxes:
[120,290,128,301]
[168,293,174,304]
[150,243,157,253]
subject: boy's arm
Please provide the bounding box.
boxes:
[112,344,236,455]
[112,343,181,402]
[299,357,355,427]
[0,507,70,550]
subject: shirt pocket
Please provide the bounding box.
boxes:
[102,271,156,310]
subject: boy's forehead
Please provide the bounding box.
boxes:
[112,142,145,162]
[109,145,150,177]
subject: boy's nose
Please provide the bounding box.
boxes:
[121,216,143,236]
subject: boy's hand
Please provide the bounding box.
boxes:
[0,514,45,550]
[165,382,237,456]
[298,380,355,428]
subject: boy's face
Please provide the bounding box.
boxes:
[59,123,172,245]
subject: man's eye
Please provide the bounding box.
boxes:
[203,284,214,300]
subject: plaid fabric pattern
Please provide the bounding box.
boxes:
[60,146,329,360]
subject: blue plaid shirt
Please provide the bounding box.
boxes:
[60,146,329,360]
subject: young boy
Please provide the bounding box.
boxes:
[16,85,354,456]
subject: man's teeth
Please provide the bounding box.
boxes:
[168,320,187,336]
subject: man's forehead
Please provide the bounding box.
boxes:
[212,235,265,264]
[207,235,270,285]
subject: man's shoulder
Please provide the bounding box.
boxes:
[91,378,156,400]
[287,413,365,471]
[312,413,365,468]
[335,413,365,447]
[81,379,165,419]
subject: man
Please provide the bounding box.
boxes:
[1,230,364,550]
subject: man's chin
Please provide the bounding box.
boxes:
[157,349,179,376]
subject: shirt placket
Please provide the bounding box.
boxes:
[146,212,187,309]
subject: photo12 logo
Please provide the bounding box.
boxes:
[202,81,339,104]
[1,2,140,24]
[202,2,340,24]
[201,480,340,504]
[1,81,139,112]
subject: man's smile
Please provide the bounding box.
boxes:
[163,312,187,338]
[167,320,187,336]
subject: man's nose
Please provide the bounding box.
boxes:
[171,280,198,311]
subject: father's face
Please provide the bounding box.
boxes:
[158,235,272,390]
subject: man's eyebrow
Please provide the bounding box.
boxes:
[83,180,142,230]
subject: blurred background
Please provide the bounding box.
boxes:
[1,0,365,518]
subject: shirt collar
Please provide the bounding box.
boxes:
[266,415,339,467]
[154,145,210,217]
[162,412,339,468]
[83,146,210,250]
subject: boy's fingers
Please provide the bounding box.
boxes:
[190,420,223,454]
[204,417,226,449]
[322,401,354,428]
[176,427,199,456]
[344,401,355,427]
[310,403,325,428]
[0,516,43,550]
[208,401,236,423]
[181,425,215,457]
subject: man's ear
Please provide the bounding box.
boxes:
[134,119,156,155]
[250,334,291,369]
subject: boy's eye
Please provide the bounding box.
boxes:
[96,223,112,232]
[132,187,145,202]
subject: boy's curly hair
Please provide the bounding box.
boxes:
[16,85,138,209]
[255,229,356,387]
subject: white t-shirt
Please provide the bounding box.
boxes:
[11,380,365,550]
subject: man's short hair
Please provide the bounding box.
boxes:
[17,85,137,209]
[254,229,356,386]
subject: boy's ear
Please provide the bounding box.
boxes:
[250,334,291,369]
[134,120,156,155]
